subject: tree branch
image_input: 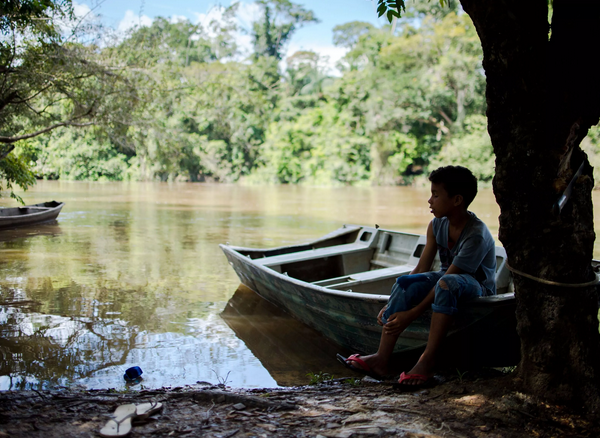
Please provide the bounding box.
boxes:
[438,109,453,127]
[0,145,15,160]
[0,91,20,113]
[10,83,55,105]
[0,119,95,147]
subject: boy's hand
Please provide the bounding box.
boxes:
[384,311,413,335]
[377,305,388,326]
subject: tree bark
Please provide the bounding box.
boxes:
[460,0,600,411]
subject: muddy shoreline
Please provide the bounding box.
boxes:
[0,372,597,437]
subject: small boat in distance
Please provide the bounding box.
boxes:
[0,201,65,228]
[221,224,520,367]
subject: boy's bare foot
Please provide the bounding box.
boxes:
[399,361,434,385]
[402,353,434,386]
[342,353,389,378]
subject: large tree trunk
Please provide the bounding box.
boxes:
[460,0,600,410]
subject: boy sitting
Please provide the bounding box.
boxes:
[339,165,497,389]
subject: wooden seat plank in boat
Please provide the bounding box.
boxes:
[312,264,414,288]
[253,243,374,267]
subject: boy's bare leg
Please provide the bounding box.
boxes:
[346,310,413,377]
[402,312,454,384]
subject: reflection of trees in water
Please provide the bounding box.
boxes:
[0,191,297,389]
[0,298,139,390]
[0,281,147,390]
[0,276,226,390]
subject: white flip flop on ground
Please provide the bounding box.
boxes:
[135,401,163,420]
[99,403,137,437]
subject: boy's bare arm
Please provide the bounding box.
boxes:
[384,264,464,334]
[383,289,435,335]
[411,221,437,274]
[376,222,437,328]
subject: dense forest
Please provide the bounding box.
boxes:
[3,0,600,193]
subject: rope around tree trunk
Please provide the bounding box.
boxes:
[506,262,600,288]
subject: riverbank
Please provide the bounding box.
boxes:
[0,372,596,437]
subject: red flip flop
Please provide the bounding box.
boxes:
[392,372,437,391]
[336,353,383,380]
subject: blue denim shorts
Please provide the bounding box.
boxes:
[381,271,484,322]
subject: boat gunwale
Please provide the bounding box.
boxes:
[221,243,390,303]
[220,242,515,306]
[0,202,64,229]
[223,226,423,255]
[0,202,64,218]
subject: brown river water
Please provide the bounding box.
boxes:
[0,181,598,390]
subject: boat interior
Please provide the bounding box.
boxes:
[239,225,512,296]
[0,201,62,217]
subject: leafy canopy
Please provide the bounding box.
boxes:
[0,0,140,200]
[376,0,450,22]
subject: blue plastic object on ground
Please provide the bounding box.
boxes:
[124,366,143,380]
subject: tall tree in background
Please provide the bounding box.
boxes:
[251,0,319,60]
[379,0,600,409]
[249,0,319,94]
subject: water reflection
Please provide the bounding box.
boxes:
[0,284,274,390]
[221,285,352,386]
[0,221,62,242]
[0,181,598,390]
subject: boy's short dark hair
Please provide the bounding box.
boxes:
[429,166,478,208]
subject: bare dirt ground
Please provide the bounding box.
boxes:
[1,371,598,438]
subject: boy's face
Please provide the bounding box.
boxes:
[428,183,462,218]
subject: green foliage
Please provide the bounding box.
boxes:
[376,0,452,22]
[115,12,239,67]
[0,0,72,34]
[4,1,514,189]
[307,371,334,385]
[455,368,468,383]
[0,143,36,202]
[252,0,319,60]
[376,1,405,22]
[429,115,495,183]
[181,61,273,182]
[325,10,486,184]
[497,366,517,375]
[400,0,459,21]
[580,125,600,186]
[249,101,370,184]
[333,22,375,48]
[0,0,140,198]
[388,132,420,175]
[30,128,129,181]
[343,377,361,386]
